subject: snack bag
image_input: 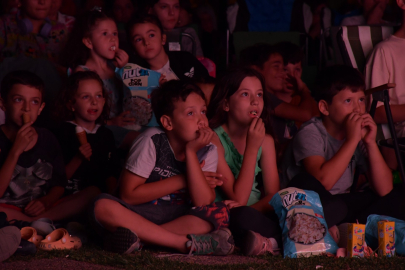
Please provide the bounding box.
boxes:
[116,64,161,129]
[270,187,338,258]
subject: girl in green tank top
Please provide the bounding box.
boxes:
[207,67,280,212]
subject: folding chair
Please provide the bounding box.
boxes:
[165,28,197,56]
[337,25,405,183]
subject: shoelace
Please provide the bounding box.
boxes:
[188,238,213,255]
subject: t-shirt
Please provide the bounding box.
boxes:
[365,35,405,138]
[0,127,67,207]
[156,60,179,82]
[0,14,68,63]
[283,117,368,195]
[53,122,116,195]
[125,127,218,205]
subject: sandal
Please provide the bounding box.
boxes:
[38,228,82,251]
[21,227,43,247]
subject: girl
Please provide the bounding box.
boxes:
[207,67,281,256]
[128,14,208,82]
[60,8,137,148]
[54,71,117,206]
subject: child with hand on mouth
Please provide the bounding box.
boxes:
[60,8,139,149]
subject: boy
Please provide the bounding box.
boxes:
[283,65,403,226]
[240,43,317,146]
[91,80,234,255]
[0,70,67,221]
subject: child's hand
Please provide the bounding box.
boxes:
[109,111,136,127]
[345,112,363,143]
[246,118,265,151]
[203,171,225,188]
[186,125,213,153]
[12,122,37,156]
[361,114,377,145]
[113,49,129,68]
[223,200,242,209]
[24,199,46,217]
[159,74,167,86]
[79,143,92,161]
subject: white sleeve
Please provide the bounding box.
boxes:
[201,144,218,172]
[125,134,156,178]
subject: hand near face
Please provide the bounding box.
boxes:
[113,48,129,68]
[12,122,38,156]
[345,112,363,144]
[246,117,265,151]
[186,125,213,153]
[360,113,377,145]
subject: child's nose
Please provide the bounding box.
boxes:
[169,7,175,15]
[24,101,30,111]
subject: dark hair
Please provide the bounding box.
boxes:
[239,43,281,69]
[0,70,45,100]
[55,71,110,124]
[151,80,205,128]
[207,67,273,135]
[273,42,303,65]
[127,13,164,39]
[312,65,365,104]
[59,9,113,68]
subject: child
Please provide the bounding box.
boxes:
[60,8,137,148]
[48,0,76,33]
[207,67,281,256]
[91,80,234,255]
[53,71,117,197]
[0,0,69,62]
[0,70,98,222]
[283,65,403,226]
[240,43,318,147]
[128,14,209,81]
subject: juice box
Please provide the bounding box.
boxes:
[347,224,365,257]
[378,221,395,257]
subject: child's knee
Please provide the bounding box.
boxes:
[94,198,120,219]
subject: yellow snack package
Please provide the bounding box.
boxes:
[378,221,395,257]
[347,224,365,257]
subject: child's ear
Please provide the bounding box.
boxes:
[160,115,173,130]
[222,100,229,112]
[38,102,45,115]
[162,33,166,45]
[0,98,6,112]
[82,37,93,50]
[318,100,329,116]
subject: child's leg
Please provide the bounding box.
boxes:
[94,198,189,253]
[160,215,213,235]
[0,207,33,222]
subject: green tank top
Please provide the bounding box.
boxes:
[214,126,262,206]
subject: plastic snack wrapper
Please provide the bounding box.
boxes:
[270,187,338,258]
[116,64,161,130]
[365,215,402,255]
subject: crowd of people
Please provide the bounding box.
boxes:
[0,0,405,262]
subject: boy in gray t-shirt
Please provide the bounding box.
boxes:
[283,65,402,227]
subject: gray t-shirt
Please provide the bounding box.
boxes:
[125,127,218,205]
[283,117,368,194]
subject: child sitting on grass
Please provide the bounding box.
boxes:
[91,80,234,255]
[0,70,99,222]
[283,65,404,228]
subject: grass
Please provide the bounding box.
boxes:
[5,244,405,270]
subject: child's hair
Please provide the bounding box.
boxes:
[239,43,281,69]
[151,80,206,128]
[55,71,110,124]
[273,42,303,65]
[59,8,113,68]
[312,65,365,104]
[0,70,45,100]
[207,67,273,135]
[127,13,164,39]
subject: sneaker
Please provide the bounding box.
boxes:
[0,226,21,262]
[8,219,31,230]
[187,228,234,255]
[104,227,142,254]
[242,230,280,256]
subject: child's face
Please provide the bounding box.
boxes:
[225,76,264,125]
[259,53,286,93]
[71,79,105,125]
[21,0,52,20]
[113,0,136,24]
[130,22,165,61]
[151,0,180,31]
[1,84,44,127]
[167,92,208,142]
[85,19,119,60]
[283,61,302,92]
[323,88,366,126]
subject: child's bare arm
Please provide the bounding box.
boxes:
[24,186,64,217]
[119,169,187,205]
[0,123,37,197]
[65,143,92,179]
[185,127,216,206]
[361,114,393,196]
[303,113,362,190]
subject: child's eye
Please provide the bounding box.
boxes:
[134,37,142,42]
[31,100,39,105]
[201,110,206,115]
[149,33,155,38]
[241,92,248,97]
[96,94,104,98]
[113,32,118,36]
[82,95,89,99]
[14,98,22,102]
[257,92,263,98]
[187,111,193,116]
[344,99,351,103]
[174,4,180,9]
[359,98,365,103]
[161,5,167,9]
